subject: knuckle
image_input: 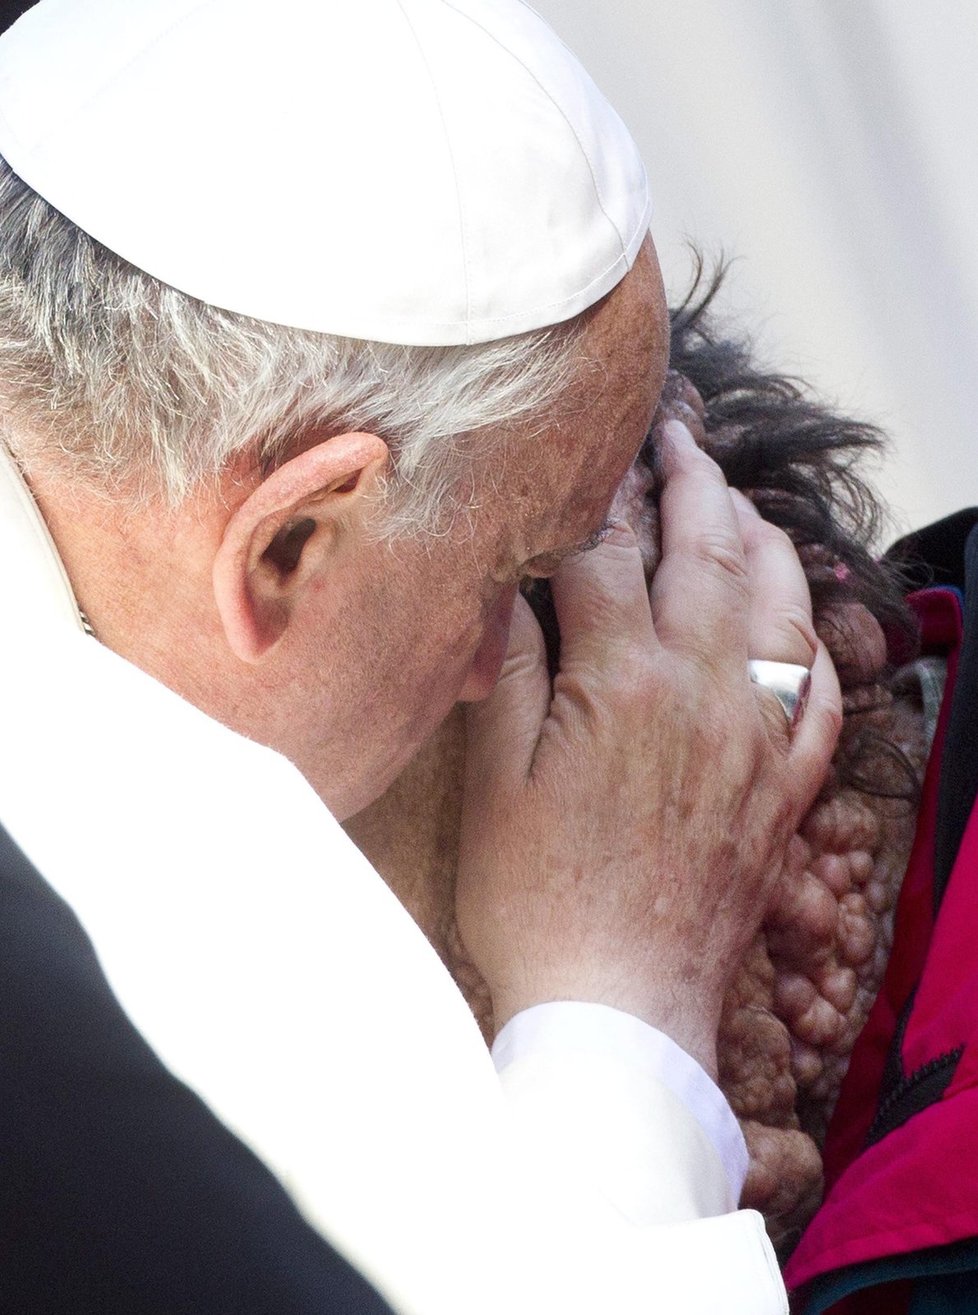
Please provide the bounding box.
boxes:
[692,534,749,589]
[751,516,793,550]
[606,643,660,703]
[770,606,819,666]
[557,639,656,708]
[501,644,543,684]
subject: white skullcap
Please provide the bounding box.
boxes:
[0,0,651,346]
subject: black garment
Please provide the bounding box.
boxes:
[887,510,978,909]
[0,821,395,1315]
[0,3,37,33]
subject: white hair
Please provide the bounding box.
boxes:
[0,157,590,533]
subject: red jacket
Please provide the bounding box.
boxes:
[788,515,978,1312]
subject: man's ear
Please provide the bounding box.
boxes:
[213,432,389,662]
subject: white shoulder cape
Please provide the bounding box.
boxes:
[0,448,786,1313]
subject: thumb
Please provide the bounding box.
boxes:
[464,594,550,790]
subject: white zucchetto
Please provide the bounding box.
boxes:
[0,0,651,345]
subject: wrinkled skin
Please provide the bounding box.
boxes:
[344,375,928,1258]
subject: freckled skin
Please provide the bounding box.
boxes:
[343,356,929,1260]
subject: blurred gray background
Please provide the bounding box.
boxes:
[534,0,978,540]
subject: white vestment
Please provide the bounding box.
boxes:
[0,450,787,1313]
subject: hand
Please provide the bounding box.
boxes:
[455,421,842,1075]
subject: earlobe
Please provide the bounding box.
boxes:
[212,432,389,663]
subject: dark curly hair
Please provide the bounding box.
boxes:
[665,260,912,640]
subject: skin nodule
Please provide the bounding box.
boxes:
[345,270,926,1259]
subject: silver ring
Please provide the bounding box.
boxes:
[747,659,812,730]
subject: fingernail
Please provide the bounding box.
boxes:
[730,488,760,517]
[663,418,694,447]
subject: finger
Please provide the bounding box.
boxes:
[548,519,660,675]
[648,420,750,662]
[465,595,551,788]
[784,640,844,813]
[732,490,819,669]
[650,372,708,446]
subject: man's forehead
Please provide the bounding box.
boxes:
[479,245,669,576]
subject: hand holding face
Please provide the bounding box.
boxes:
[455,421,842,1075]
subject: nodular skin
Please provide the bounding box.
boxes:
[345,264,927,1260]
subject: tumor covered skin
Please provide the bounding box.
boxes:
[344,348,929,1260]
[724,678,926,1257]
[642,380,929,1254]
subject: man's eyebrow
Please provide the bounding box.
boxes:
[562,518,617,560]
[575,519,614,554]
[525,519,613,575]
